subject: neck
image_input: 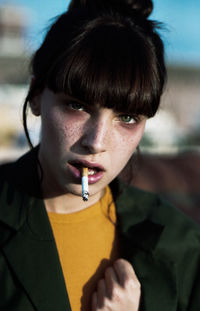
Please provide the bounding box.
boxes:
[44,189,105,214]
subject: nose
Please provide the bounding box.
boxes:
[81,116,110,154]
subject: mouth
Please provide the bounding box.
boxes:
[70,163,102,175]
[68,159,105,184]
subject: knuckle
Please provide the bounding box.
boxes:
[112,284,119,295]
[136,278,141,288]
[124,275,141,290]
[114,258,133,271]
[114,258,127,266]
[111,283,122,297]
[103,297,112,309]
[123,275,133,287]
[133,274,141,288]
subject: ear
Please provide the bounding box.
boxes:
[29,76,41,116]
[30,96,41,116]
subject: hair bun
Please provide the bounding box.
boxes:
[127,0,153,18]
[68,0,153,18]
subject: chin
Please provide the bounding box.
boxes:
[62,183,81,196]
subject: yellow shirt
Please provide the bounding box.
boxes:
[48,187,119,311]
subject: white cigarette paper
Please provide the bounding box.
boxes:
[82,167,89,201]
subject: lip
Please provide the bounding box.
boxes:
[69,159,105,171]
[68,159,105,184]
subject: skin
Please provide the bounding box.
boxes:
[92,259,141,311]
[31,86,145,310]
[31,87,146,212]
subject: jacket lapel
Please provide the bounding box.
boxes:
[0,148,71,311]
[2,197,71,311]
[116,184,178,311]
[129,249,177,311]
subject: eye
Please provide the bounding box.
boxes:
[68,101,85,111]
[119,115,137,124]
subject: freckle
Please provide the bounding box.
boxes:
[64,125,82,138]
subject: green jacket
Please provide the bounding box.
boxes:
[0,148,199,311]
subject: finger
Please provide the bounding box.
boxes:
[113,258,137,287]
[97,278,106,308]
[105,266,119,298]
[91,292,97,311]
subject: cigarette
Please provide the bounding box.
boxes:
[82,167,89,201]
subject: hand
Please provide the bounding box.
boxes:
[91,258,141,311]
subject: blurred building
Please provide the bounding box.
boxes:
[0,3,30,157]
[142,66,200,153]
[0,3,27,55]
[0,3,29,84]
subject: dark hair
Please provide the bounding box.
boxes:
[23,0,166,148]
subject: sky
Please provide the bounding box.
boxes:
[4,0,200,66]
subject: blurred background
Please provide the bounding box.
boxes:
[0,0,200,220]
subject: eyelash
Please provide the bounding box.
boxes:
[66,101,140,124]
[118,114,139,124]
[67,102,85,111]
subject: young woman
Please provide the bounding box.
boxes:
[0,0,199,310]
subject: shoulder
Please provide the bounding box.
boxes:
[0,148,41,225]
[0,160,15,180]
[0,147,40,194]
[0,155,26,197]
[117,181,199,227]
[0,161,16,199]
[0,147,42,238]
[116,182,200,257]
[117,185,200,309]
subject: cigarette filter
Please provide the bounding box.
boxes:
[82,167,89,201]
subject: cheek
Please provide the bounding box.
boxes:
[127,122,146,147]
[42,110,83,144]
[62,123,83,144]
[115,140,135,163]
[113,124,145,161]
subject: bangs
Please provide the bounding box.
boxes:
[47,20,162,117]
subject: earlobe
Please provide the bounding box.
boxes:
[30,96,41,116]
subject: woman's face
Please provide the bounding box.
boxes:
[35,88,146,199]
